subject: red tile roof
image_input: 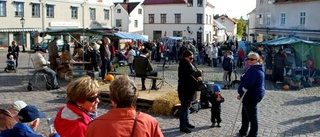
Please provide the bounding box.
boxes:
[143,0,186,5]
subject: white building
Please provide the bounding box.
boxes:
[113,0,144,34]
[142,0,216,45]
[0,0,113,49]
[249,0,320,42]
[214,14,238,42]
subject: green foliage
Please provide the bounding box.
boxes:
[234,16,247,39]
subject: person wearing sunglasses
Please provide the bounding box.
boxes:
[54,76,100,137]
[237,52,265,137]
[177,50,203,133]
[86,75,163,137]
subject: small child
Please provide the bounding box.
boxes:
[209,84,224,127]
[6,55,16,67]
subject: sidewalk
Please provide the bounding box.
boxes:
[1,52,320,137]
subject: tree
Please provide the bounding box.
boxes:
[234,16,246,39]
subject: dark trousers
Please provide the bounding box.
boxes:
[100,59,110,79]
[239,101,259,137]
[211,104,222,124]
[128,63,134,74]
[179,100,191,129]
[212,58,217,67]
[140,71,158,88]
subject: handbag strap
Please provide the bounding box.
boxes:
[131,111,139,137]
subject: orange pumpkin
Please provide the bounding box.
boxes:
[283,85,289,90]
[105,74,114,81]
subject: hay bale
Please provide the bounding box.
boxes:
[150,90,180,116]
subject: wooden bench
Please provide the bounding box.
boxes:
[108,72,164,93]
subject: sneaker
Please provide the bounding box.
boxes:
[180,128,191,133]
[187,123,195,128]
[216,123,221,127]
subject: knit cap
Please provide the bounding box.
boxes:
[213,84,221,92]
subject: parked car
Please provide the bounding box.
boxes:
[32,39,64,52]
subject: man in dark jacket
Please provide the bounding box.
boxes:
[0,105,59,137]
[133,48,159,90]
[273,48,286,82]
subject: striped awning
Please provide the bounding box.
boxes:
[0,28,41,32]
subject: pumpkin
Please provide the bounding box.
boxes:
[105,74,114,81]
[283,85,289,90]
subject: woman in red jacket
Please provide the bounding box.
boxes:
[54,76,100,137]
[86,75,163,137]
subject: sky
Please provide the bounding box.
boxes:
[112,0,256,19]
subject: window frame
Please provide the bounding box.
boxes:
[175,13,181,24]
[0,1,7,17]
[138,8,142,14]
[46,4,54,18]
[280,13,285,26]
[197,14,203,24]
[160,14,166,24]
[71,6,78,19]
[134,20,138,28]
[300,12,306,25]
[116,19,122,27]
[14,2,24,17]
[90,8,96,20]
[31,3,40,18]
[149,14,154,24]
[104,9,109,20]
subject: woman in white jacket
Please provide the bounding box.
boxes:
[126,46,136,74]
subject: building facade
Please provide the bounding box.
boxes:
[142,0,216,45]
[250,0,320,42]
[0,0,113,49]
[214,14,238,41]
[113,0,144,34]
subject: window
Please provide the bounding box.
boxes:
[116,19,122,27]
[197,0,203,7]
[280,13,285,25]
[134,20,138,28]
[197,14,203,24]
[209,15,211,24]
[187,0,193,7]
[0,1,6,17]
[161,14,166,24]
[138,9,142,14]
[14,2,24,17]
[259,14,263,25]
[90,8,96,20]
[46,4,54,18]
[71,6,78,19]
[206,14,208,24]
[104,9,109,20]
[173,31,182,37]
[175,14,181,24]
[221,18,225,23]
[149,14,154,23]
[300,12,306,25]
[266,14,271,26]
[117,9,121,13]
[32,3,40,18]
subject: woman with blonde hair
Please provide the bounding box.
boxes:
[54,76,100,137]
[86,75,163,137]
[237,51,265,137]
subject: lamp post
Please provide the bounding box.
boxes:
[20,16,26,52]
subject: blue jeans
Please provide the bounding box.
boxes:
[197,52,204,65]
[179,100,191,129]
[239,101,259,137]
[129,63,134,74]
[38,67,59,87]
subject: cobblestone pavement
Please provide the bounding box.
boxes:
[1,52,320,137]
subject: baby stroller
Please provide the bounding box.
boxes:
[4,53,17,73]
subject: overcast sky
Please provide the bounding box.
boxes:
[112,0,256,19]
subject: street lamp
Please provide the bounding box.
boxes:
[20,16,26,52]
